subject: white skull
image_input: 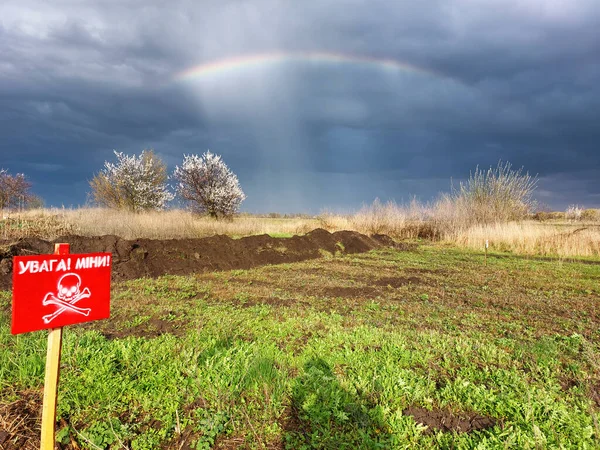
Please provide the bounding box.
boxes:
[57,273,81,301]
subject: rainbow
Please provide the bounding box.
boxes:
[174,51,445,82]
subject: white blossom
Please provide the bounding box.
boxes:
[566,204,583,222]
[97,150,174,211]
[174,151,245,218]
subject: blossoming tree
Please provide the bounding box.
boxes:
[89,150,174,211]
[174,151,245,218]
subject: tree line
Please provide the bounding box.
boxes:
[90,150,245,218]
[1,154,542,225]
[1,150,246,218]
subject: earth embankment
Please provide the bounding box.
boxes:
[0,229,397,290]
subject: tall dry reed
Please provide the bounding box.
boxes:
[2,205,599,258]
[320,199,439,239]
[450,221,600,258]
[2,208,320,240]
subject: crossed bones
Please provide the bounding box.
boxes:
[42,287,92,324]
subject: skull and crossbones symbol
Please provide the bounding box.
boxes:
[42,273,92,324]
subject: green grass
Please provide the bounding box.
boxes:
[1,244,599,449]
[267,232,295,239]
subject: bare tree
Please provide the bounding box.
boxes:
[89,150,174,211]
[0,169,34,211]
[173,151,245,218]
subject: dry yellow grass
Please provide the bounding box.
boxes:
[320,199,438,239]
[2,208,321,240]
[450,221,600,258]
[0,212,78,240]
[2,207,600,259]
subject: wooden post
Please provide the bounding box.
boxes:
[40,243,69,450]
[485,239,489,266]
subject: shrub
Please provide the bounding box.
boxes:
[533,211,552,221]
[173,151,245,218]
[547,211,566,220]
[89,150,174,211]
[565,205,584,221]
[447,161,538,225]
[581,209,600,222]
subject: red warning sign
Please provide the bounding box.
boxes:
[11,253,112,334]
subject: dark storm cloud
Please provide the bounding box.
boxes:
[0,0,599,211]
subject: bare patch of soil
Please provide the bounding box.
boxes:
[160,428,200,450]
[589,381,600,408]
[560,376,580,392]
[0,229,395,290]
[99,315,187,340]
[184,397,209,413]
[214,433,284,449]
[280,405,307,444]
[0,390,42,450]
[160,398,211,450]
[213,435,252,449]
[373,276,421,288]
[403,406,497,434]
[320,286,377,298]
[163,430,272,450]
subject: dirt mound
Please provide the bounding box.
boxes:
[403,406,497,434]
[0,229,395,290]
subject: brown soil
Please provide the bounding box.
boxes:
[160,428,199,450]
[99,315,187,340]
[590,381,600,408]
[280,405,306,446]
[559,375,580,392]
[320,286,378,298]
[0,390,96,450]
[403,406,497,434]
[0,390,42,450]
[0,229,395,290]
[372,276,421,287]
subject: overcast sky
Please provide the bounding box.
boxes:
[1,0,598,213]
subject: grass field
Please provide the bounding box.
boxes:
[1,244,599,449]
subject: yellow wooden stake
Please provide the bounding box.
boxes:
[40,243,69,450]
[40,327,63,450]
